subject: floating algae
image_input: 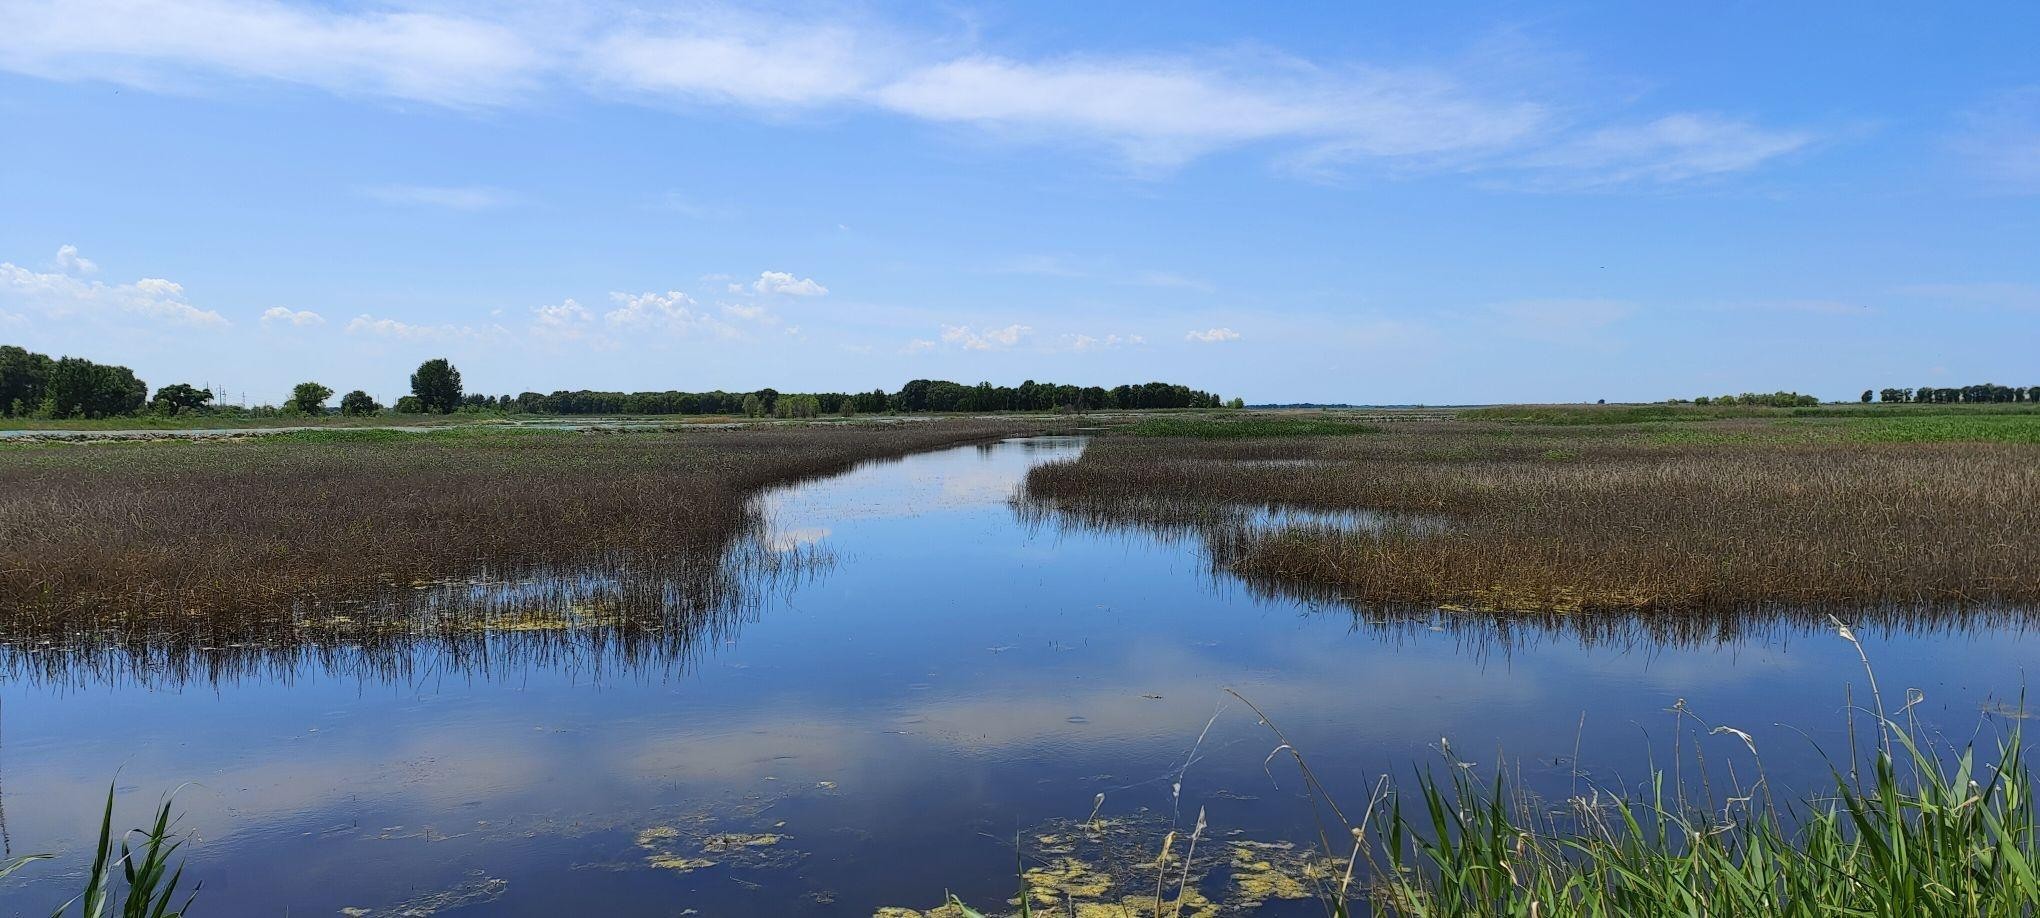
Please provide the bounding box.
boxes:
[879,812,1346,916]
[336,873,508,917]
[701,831,786,852]
[1226,840,1339,908]
[635,823,802,875]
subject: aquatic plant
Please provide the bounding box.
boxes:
[937,627,2039,916]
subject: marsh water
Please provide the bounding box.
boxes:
[2,435,2033,915]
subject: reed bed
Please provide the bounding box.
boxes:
[1021,417,2040,614]
[0,421,1033,683]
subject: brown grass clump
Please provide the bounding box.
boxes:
[1021,419,2040,614]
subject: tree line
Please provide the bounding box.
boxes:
[1865,384,2040,404]
[1682,391,1822,407]
[1,345,1231,420]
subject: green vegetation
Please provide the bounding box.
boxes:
[1126,417,1379,438]
[4,784,195,917]
[4,343,1229,428]
[1846,413,2040,444]
[338,389,380,416]
[0,346,147,419]
[408,357,464,413]
[285,381,332,414]
[935,636,2037,917]
[1465,401,2040,425]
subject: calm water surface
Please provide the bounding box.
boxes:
[2,436,2032,914]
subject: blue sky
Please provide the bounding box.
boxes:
[1,1,2035,405]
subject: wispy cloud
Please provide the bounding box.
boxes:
[1896,281,2040,311]
[1063,333,1145,351]
[358,184,514,210]
[1510,114,1814,189]
[345,313,498,341]
[940,323,1030,350]
[0,247,228,328]
[1186,327,1240,343]
[0,2,1821,185]
[0,0,541,106]
[1952,87,2040,194]
[259,305,325,327]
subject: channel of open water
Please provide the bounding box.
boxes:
[0,435,2031,914]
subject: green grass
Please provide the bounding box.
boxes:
[1846,414,2040,444]
[1467,402,2040,426]
[943,633,2039,917]
[1125,417,1380,438]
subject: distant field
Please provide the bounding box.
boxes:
[1462,401,2040,425]
[1125,416,1378,438]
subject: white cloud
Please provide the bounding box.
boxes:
[345,313,496,341]
[0,248,228,328]
[878,54,1548,168]
[1064,333,1145,351]
[1186,327,1240,343]
[358,184,513,210]
[749,270,828,296]
[54,244,97,274]
[0,0,541,106]
[0,4,1819,183]
[259,305,325,327]
[603,290,736,337]
[586,18,881,107]
[1514,114,1813,187]
[900,338,936,354]
[720,302,769,320]
[940,323,1030,350]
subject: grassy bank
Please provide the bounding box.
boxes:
[1022,410,2040,613]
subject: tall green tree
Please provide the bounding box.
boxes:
[0,345,55,416]
[46,356,146,418]
[339,390,381,416]
[150,383,213,415]
[286,382,334,414]
[409,358,463,414]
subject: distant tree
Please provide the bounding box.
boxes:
[1861,389,1873,403]
[150,383,213,416]
[839,399,856,418]
[1227,397,1246,409]
[340,390,381,416]
[286,381,334,414]
[741,394,764,418]
[394,395,424,414]
[46,356,146,418]
[0,345,55,416]
[409,358,464,413]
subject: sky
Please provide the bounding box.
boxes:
[0,1,2035,405]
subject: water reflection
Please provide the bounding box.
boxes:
[0,436,2032,915]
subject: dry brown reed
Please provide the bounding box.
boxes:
[1022,419,2040,615]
